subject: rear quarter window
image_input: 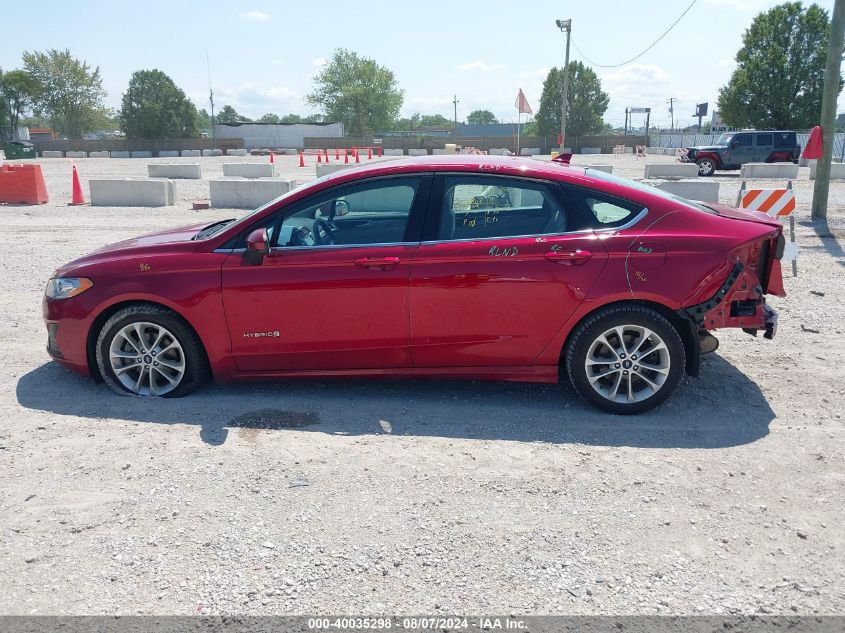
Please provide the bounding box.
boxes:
[775,132,796,147]
[755,133,773,146]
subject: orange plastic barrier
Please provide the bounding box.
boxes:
[0,164,49,204]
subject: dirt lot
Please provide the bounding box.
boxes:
[0,153,843,615]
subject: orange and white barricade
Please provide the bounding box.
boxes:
[613,144,625,157]
[635,145,647,160]
[675,147,690,163]
[737,181,798,275]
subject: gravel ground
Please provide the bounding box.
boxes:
[0,154,843,615]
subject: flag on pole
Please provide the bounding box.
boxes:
[515,89,533,114]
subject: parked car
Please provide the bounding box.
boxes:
[2,140,37,160]
[43,156,786,414]
[687,130,800,176]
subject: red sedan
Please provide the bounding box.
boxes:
[43,156,785,414]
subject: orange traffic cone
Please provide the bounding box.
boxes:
[269,151,275,164]
[367,147,372,160]
[317,152,322,163]
[70,164,86,205]
[344,149,349,164]
[355,149,360,163]
[299,152,305,167]
[325,149,330,162]
[335,148,340,160]
[378,145,383,157]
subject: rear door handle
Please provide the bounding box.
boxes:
[544,249,592,265]
[354,256,400,270]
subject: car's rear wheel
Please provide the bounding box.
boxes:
[565,305,685,414]
[96,305,207,398]
[696,158,716,176]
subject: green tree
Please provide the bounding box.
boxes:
[216,105,249,123]
[466,109,499,125]
[196,108,212,131]
[418,114,453,128]
[535,62,609,137]
[22,49,108,138]
[258,113,281,124]
[0,69,39,137]
[120,70,199,139]
[307,48,403,135]
[717,2,834,129]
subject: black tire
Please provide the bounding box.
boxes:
[95,304,208,398]
[696,158,716,176]
[564,304,685,415]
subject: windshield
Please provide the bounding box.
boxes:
[715,134,733,146]
[191,180,313,240]
[584,168,716,214]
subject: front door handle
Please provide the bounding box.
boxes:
[544,249,592,265]
[354,256,400,270]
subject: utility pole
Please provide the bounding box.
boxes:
[811,0,845,220]
[453,95,459,127]
[667,97,676,131]
[206,52,215,139]
[556,19,572,153]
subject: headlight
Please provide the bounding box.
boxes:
[45,277,93,300]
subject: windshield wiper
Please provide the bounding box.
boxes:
[193,219,236,240]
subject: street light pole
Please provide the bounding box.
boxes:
[811,0,845,220]
[556,19,572,154]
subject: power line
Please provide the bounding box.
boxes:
[569,0,697,68]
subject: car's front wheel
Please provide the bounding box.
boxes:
[696,158,716,176]
[95,304,208,397]
[565,305,685,414]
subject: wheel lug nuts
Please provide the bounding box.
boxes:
[623,370,629,375]
[634,365,639,370]
[615,363,621,368]
[154,362,159,366]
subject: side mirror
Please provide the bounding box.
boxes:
[335,199,350,217]
[731,140,740,148]
[244,228,270,265]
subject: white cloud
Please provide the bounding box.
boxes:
[196,83,301,118]
[239,10,271,21]
[601,63,672,85]
[520,68,550,78]
[458,60,506,72]
[272,59,285,68]
[717,57,736,68]
[312,58,327,67]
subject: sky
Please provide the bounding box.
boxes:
[1,0,839,130]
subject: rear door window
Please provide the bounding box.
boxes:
[435,176,576,240]
[563,185,644,228]
[735,134,753,147]
[755,134,773,147]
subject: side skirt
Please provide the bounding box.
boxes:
[228,365,560,384]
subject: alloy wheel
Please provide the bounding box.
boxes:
[584,325,671,404]
[108,321,186,396]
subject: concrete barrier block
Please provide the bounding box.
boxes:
[644,163,699,178]
[653,179,719,203]
[202,149,224,157]
[181,150,201,157]
[408,149,427,156]
[226,149,248,156]
[520,147,541,156]
[488,148,509,156]
[42,151,63,158]
[109,151,130,158]
[589,164,614,174]
[810,161,845,180]
[131,151,153,158]
[90,178,176,207]
[210,177,293,209]
[88,151,110,158]
[65,151,87,158]
[0,150,5,161]
[158,150,180,158]
[382,149,404,156]
[316,163,352,177]
[148,163,202,179]
[581,147,602,154]
[432,149,448,155]
[222,163,275,178]
[739,162,799,179]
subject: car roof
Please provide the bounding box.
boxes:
[317,154,599,187]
